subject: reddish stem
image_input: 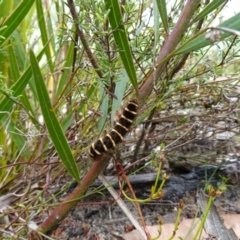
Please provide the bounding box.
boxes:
[38,156,108,234]
[139,0,201,103]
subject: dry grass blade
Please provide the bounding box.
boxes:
[98,173,147,240]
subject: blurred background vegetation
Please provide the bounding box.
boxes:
[0,0,240,237]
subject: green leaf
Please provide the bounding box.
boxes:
[0,116,30,158]
[174,12,240,55]
[29,50,80,182]
[0,48,45,120]
[8,39,20,80]
[111,69,128,126]
[105,0,138,92]
[55,40,75,99]
[192,0,226,23]
[0,0,35,46]
[12,32,29,70]
[155,0,168,34]
[0,0,13,18]
[98,85,109,132]
[36,0,54,72]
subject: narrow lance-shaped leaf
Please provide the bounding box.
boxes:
[192,0,226,23]
[0,0,35,46]
[36,0,54,72]
[98,85,109,132]
[105,0,138,92]
[55,40,75,99]
[155,0,168,35]
[30,50,80,182]
[174,12,240,55]
[8,37,36,125]
[0,0,13,18]
[111,69,128,126]
[0,46,45,119]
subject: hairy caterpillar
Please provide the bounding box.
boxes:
[89,98,138,159]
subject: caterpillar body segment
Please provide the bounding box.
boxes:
[89,98,138,159]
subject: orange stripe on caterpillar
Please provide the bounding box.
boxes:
[89,98,138,158]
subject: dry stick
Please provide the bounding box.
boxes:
[38,0,201,234]
[118,164,151,240]
[67,0,103,79]
[98,173,148,240]
[133,107,156,162]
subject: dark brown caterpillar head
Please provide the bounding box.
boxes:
[89,98,138,159]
